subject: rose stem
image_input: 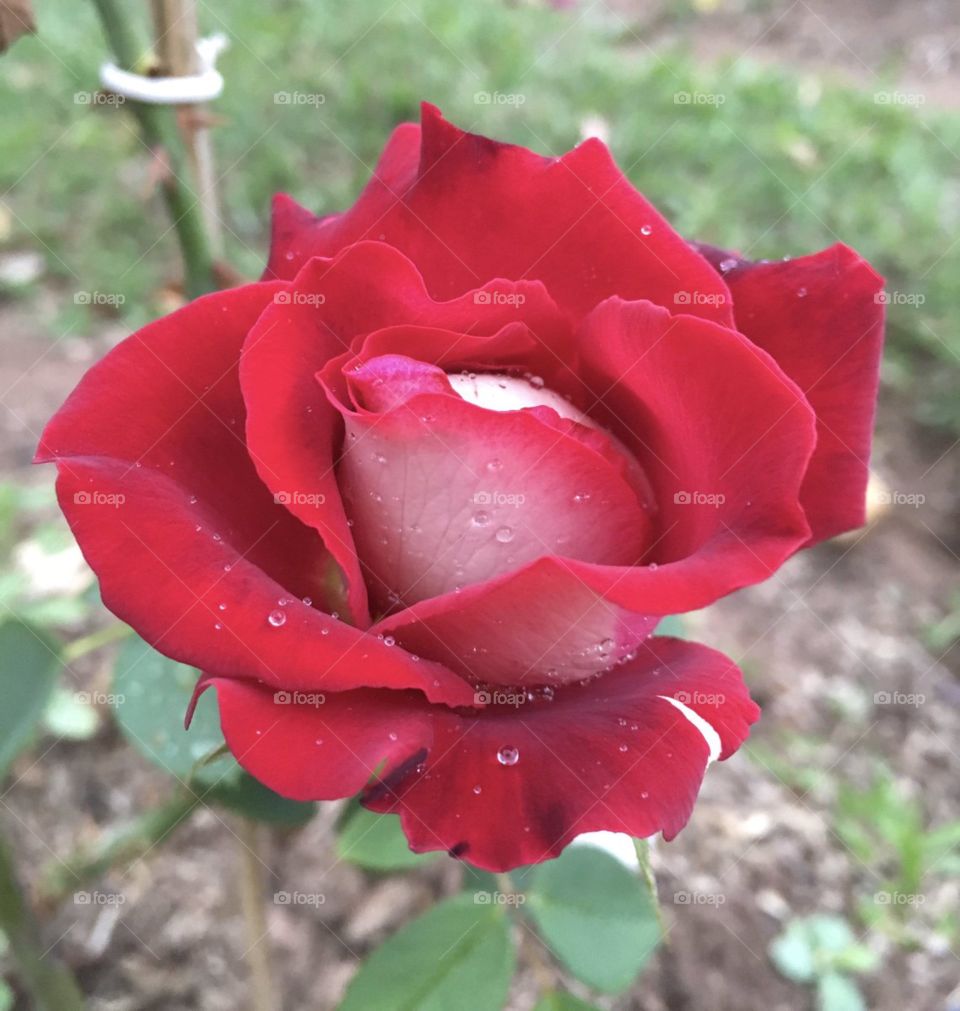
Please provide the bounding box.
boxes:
[88,0,218,299]
[0,828,86,1009]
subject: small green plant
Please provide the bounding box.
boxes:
[769,914,878,1011]
[835,767,960,943]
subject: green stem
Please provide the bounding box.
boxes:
[0,830,86,1009]
[88,0,217,299]
[634,838,667,938]
[37,789,200,909]
[237,818,274,1011]
[61,623,132,664]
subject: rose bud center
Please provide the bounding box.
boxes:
[337,362,656,618]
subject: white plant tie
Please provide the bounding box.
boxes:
[99,33,228,105]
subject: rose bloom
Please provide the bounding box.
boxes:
[39,105,883,871]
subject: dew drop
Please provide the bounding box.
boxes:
[302,596,312,606]
[267,609,287,628]
[213,622,223,631]
[797,286,808,298]
[212,532,222,542]
[388,732,398,742]
[619,743,628,753]
[486,458,503,473]
[383,635,396,647]
[640,224,653,236]
[472,511,491,527]
[495,526,514,543]
[648,561,659,571]
[497,745,520,766]
[640,790,650,799]
[189,495,198,505]
[572,492,591,505]
[719,257,738,273]
[315,737,324,746]
[218,602,227,611]
[473,784,482,795]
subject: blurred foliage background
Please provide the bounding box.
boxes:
[1,1,959,1009]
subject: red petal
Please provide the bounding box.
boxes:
[693,242,885,543]
[572,296,816,612]
[37,284,473,706]
[363,637,759,871]
[208,676,433,801]
[265,104,734,326]
[243,241,571,626]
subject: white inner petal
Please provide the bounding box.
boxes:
[447,372,591,425]
[658,695,723,764]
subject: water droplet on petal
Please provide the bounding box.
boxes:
[473,784,482,795]
[797,286,808,298]
[486,458,503,473]
[497,745,520,766]
[388,732,398,742]
[267,609,287,628]
[640,224,653,236]
[383,635,396,647]
[719,257,738,273]
[495,526,514,543]
[472,511,491,527]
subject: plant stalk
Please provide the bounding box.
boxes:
[89,0,217,298]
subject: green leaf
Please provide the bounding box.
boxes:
[769,921,817,983]
[337,806,438,870]
[208,769,315,826]
[338,893,515,1011]
[533,994,602,1011]
[114,636,315,825]
[0,619,61,776]
[113,635,223,780]
[817,972,866,1011]
[525,845,661,993]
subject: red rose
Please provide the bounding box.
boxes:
[38,105,884,871]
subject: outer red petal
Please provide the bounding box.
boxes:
[692,242,885,543]
[574,296,817,610]
[242,241,569,626]
[37,284,474,706]
[208,677,433,801]
[363,637,759,871]
[265,104,734,327]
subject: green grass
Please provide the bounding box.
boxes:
[2,0,959,429]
